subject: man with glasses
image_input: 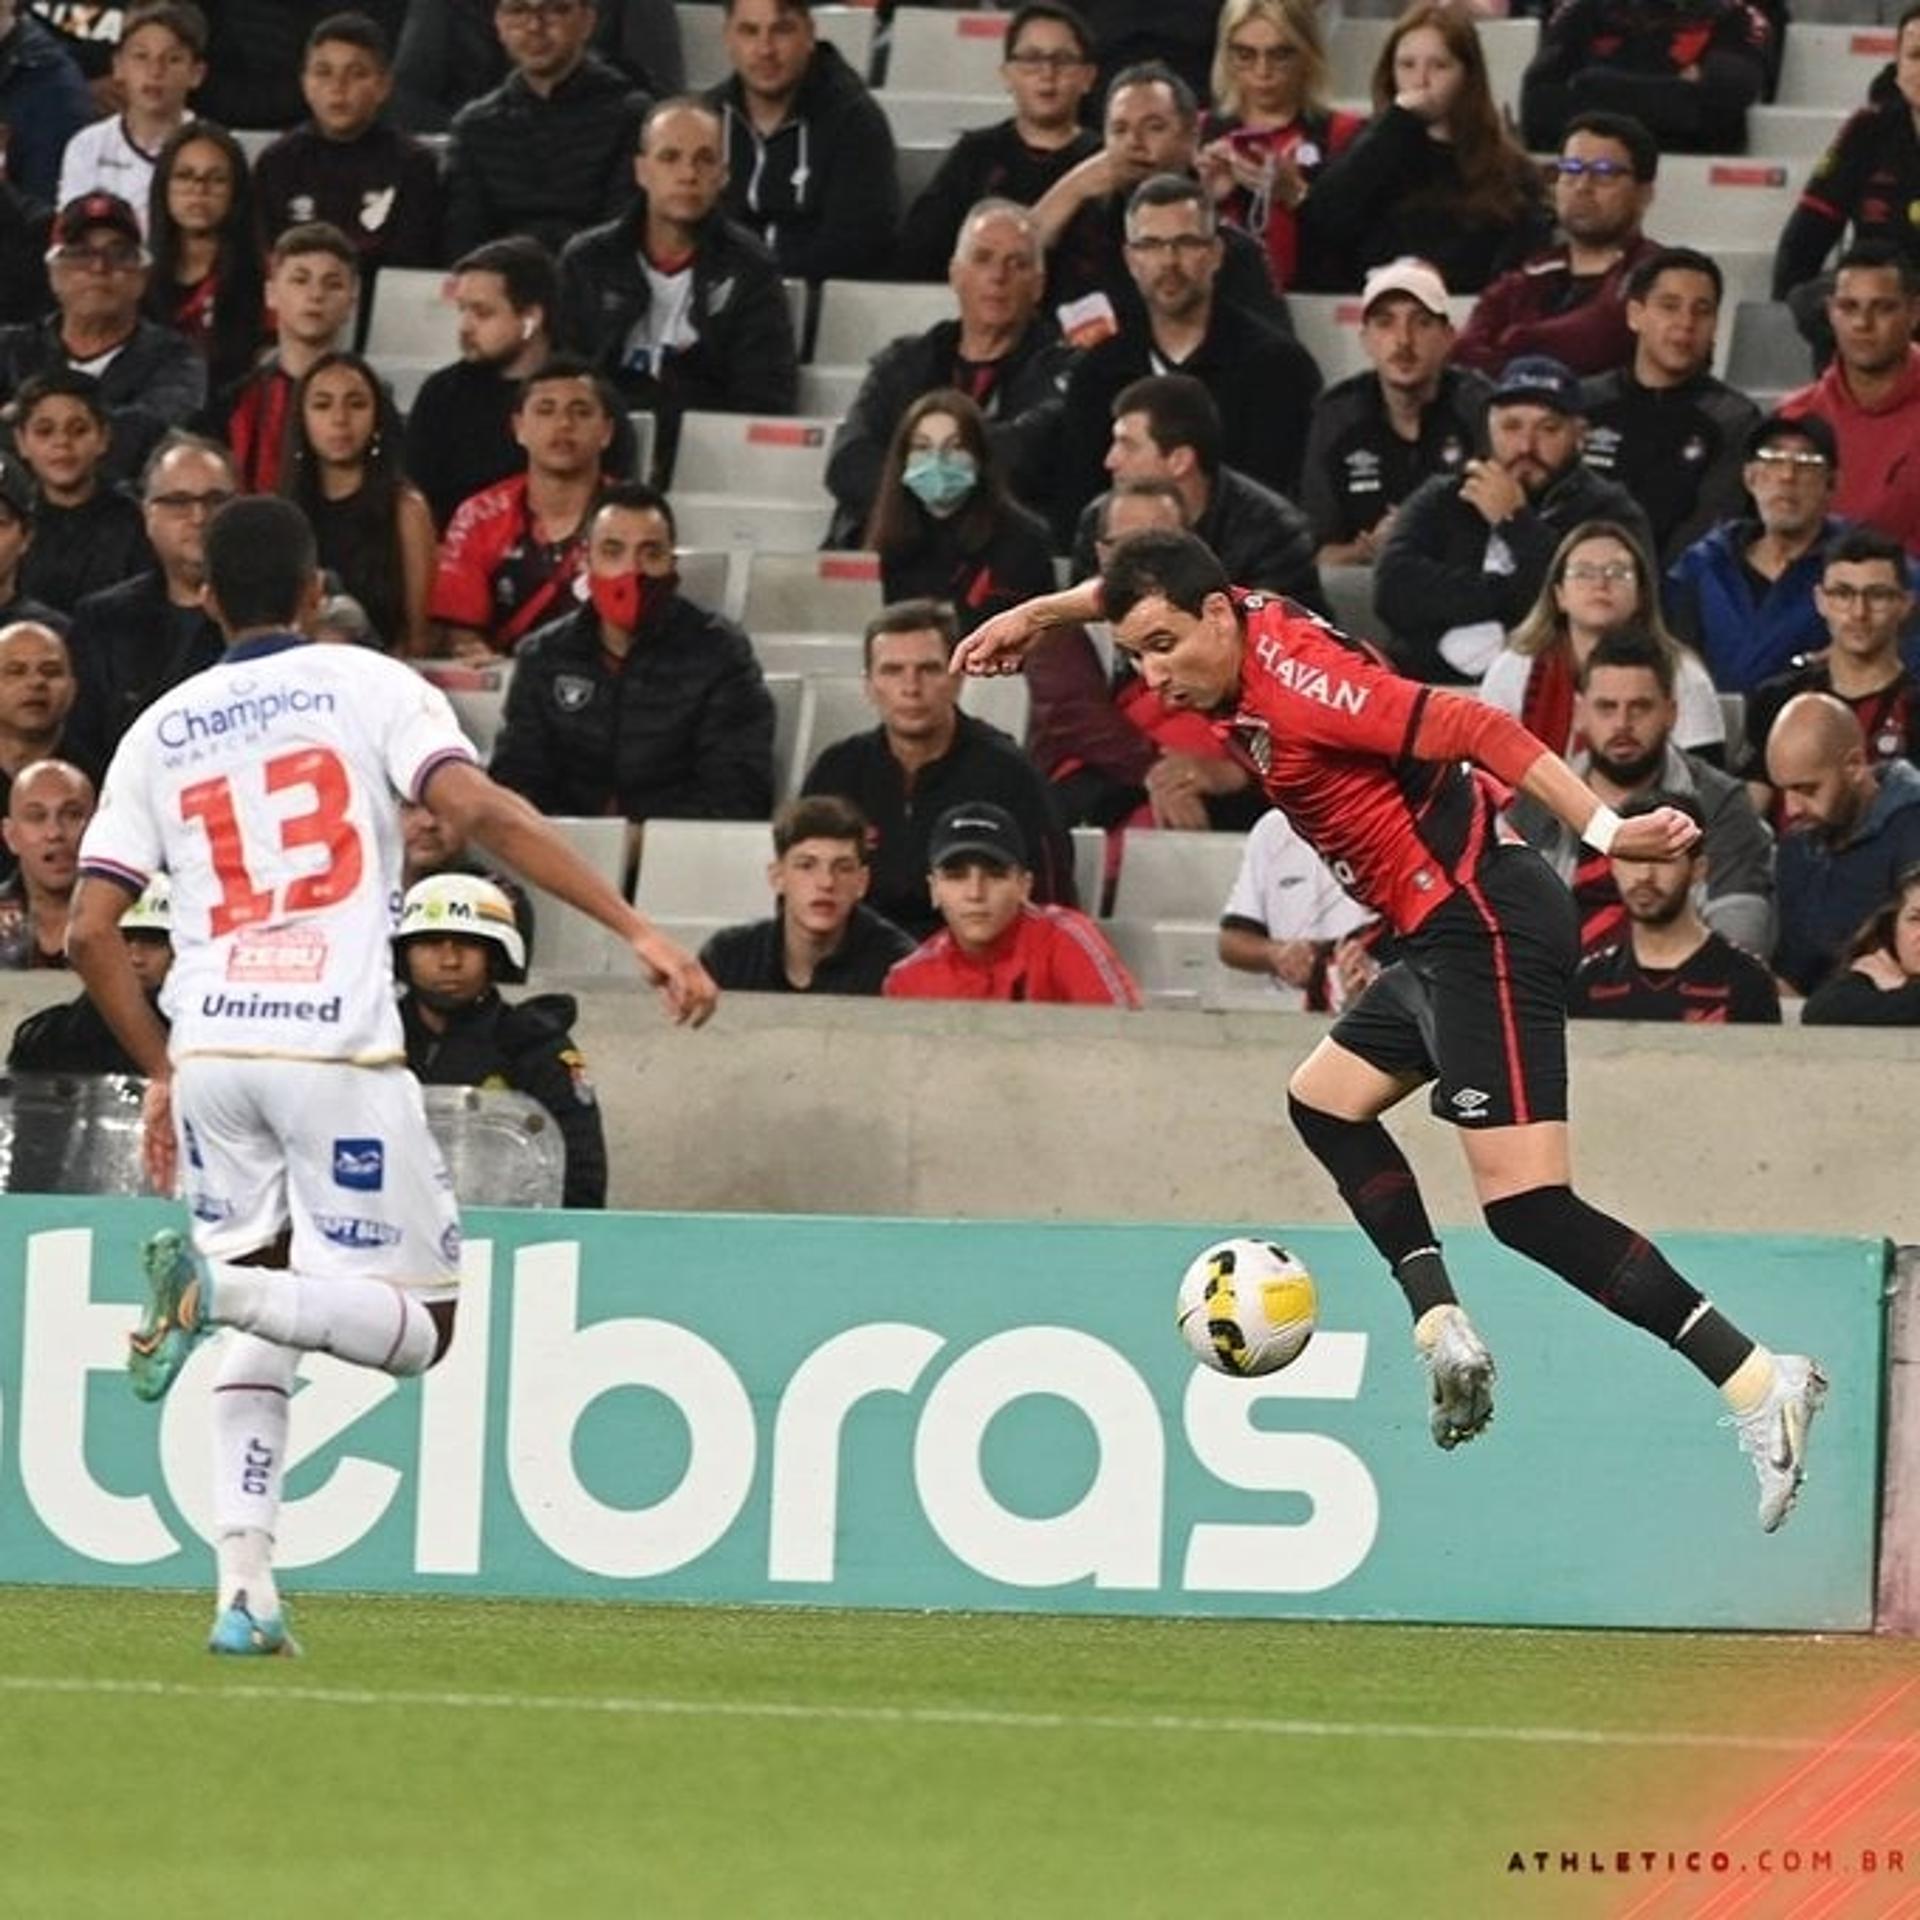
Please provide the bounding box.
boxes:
[1454,113,1660,380]
[0,191,203,483]
[1778,242,1920,555]
[895,0,1101,280]
[1668,413,1849,694]
[63,432,231,771]
[1580,246,1759,565]
[445,0,651,259]
[1740,526,1920,815]
[1055,173,1318,532]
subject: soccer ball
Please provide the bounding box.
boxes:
[1176,1238,1317,1377]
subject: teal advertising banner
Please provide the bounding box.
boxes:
[0,1200,1887,1628]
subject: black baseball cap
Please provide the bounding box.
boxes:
[929,802,1028,872]
[51,192,143,251]
[1745,410,1837,468]
[1488,353,1583,415]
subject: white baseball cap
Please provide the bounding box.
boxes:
[1360,257,1451,320]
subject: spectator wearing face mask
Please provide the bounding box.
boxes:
[865,386,1055,637]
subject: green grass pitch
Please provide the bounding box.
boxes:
[2,1588,1915,1920]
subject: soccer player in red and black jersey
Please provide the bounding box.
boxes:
[957,528,1827,1531]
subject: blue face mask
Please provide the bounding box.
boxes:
[902,448,978,517]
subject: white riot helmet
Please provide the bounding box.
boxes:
[396,872,527,975]
[119,873,172,935]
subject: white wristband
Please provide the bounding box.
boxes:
[1583,805,1623,856]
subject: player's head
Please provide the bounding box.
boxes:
[396,872,528,1006]
[203,496,323,638]
[927,802,1032,955]
[1101,528,1241,713]
[769,794,871,942]
[1610,790,1706,929]
[1765,690,1876,845]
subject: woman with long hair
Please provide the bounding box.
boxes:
[1199,0,1362,292]
[1303,2,1548,292]
[865,388,1055,634]
[280,351,437,656]
[144,120,265,398]
[1486,519,1726,763]
[1802,864,1920,1024]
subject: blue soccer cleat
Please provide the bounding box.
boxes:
[127,1228,210,1404]
[208,1594,300,1658]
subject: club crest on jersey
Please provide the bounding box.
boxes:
[1253,636,1371,714]
[1232,716,1272,774]
[553,675,596,713]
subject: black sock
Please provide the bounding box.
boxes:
[1673,1305,1756,1387]
[1287,1095,1457,1320]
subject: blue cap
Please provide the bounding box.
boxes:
[1489,354,1583,416]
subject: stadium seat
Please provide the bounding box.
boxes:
[1328,16,1538,111]
[896,143,947,206]
[804,672,875,760]
[517,817,633,976]
[364,265,458,366]
[741,549,884,633]
[1070,823,1106,916]
[812,279,956,366]
[634,818,777,935]
[1109,829,1250,923]
[1725,300,1814,400]
[1320,565,1378,643]
[884,7,1012,91]
[668,412,839,549]
[767,671,809,806]
[878,90,1005,145]
[624,410,660,484]
[675,546,738,618]
[958,669,1030,744]
[1776,24,1895,107]
[750,631,865,676]
[798,363,866,415]
[1746,105,1844,156]
[1719,690,1750,767]
[1646,156,1799,253]
[415,658,512,759]
[1101,919,1227,1008]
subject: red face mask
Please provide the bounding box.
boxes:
[587,568,677,631]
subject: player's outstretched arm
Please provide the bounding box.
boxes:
[423,760,718,1028]
[951,578,1107,677]
[67,873,179,1192]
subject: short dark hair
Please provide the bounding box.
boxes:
[1125,171,1215,234]
[206,497,318,632]
[1113,373,1223,479]
[304,9,389,62]
[1005,1,1093,60]
[1625,245,1722,306]
[1834,239,1920,294]
[863,598,957,671]
[12,367,108,427]
[1579,623,1676,698]
[1821,524,1908,576]
[452,235,556,315]
[721,0,808,15]
[1619,788,1705,832]
[1563,109,1657,182]
[514,353,615,418]
[1106,59,1197,124]
[1902,0,1920,39]
[773,793,870,859]
[591,478,676,540]
[1096,477,1188,537]
[1101,528,1230,625]
[123,2,208,58]
[269,219,360,273]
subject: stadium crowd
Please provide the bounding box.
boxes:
[5,0,1920,1195]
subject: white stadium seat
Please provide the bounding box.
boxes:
[363,265,458,366]
[878,91,1005,145]
[741,549,884,634]
[1648,156,1800,253]
[767,671,810,806]
[515,817,633,977]
[750,631,864,676]
[668,412,838,550]
[812,279,956,367]
[957,670,1030,744]
[1725,300,1815,401]
[1776,24,1895,107]
[803,673,875,761]
[1109,830,1250,924]
[635,818,777,931]
[885,7,1011,92]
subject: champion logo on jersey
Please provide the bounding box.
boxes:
[332,1139,385,1191]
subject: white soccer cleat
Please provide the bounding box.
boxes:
[1416,1305,1496,1450]
[1732,1355,1828,1533]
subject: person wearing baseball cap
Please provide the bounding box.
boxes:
[1299,255,1490,568]
[884,801,1141,1006]
[0,191,204,484]
[1374,348,1655,684]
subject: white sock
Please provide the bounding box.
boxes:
[207,1262,439,1376]
[211,1333,296,1618]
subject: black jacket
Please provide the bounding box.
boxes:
[1047,196,1287,334]
[706,42,900,281]
[825,316,1074,547]
[252,121,445,270]
[1055,300,1321,537]
[557,193,799,476]
[895,120,1101,281]
[64,570,226,771]
[1374,460,1656,681]
[400,987,606,1209]
[1070,465,1326,612]
[489,592,774,822]
[699,901,914,994]
[7,986,161,1074]
[0,15,93,210]
[445,55,651,261]
[18,487,151,616]
[880,502,1058,636]
[0,316,206,484]
[802,709,1075,938]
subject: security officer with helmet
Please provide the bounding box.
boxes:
[394,872,608,1209]
[8,873,172,1073]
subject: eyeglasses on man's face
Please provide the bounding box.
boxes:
[1554,156,1634,182]
[1563,561,1635,585]
[1820,582,1907,608]
[1125,233,1214,259]
[1005,49,1089,71]
[53,242,144,272]
[1750,446,1828,470]
[147,489,236,515]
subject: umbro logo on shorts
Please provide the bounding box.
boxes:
[1451,1088,1491,1119]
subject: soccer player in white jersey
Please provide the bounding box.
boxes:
[67,496,717,1656]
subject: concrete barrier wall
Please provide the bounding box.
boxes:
[5,976,1910,1240]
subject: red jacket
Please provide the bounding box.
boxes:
[1451,234,1660,378]
[884,904,1142,1006]
[1780,349,1920,554]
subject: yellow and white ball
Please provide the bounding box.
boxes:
[1176,1238,1317,1377]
